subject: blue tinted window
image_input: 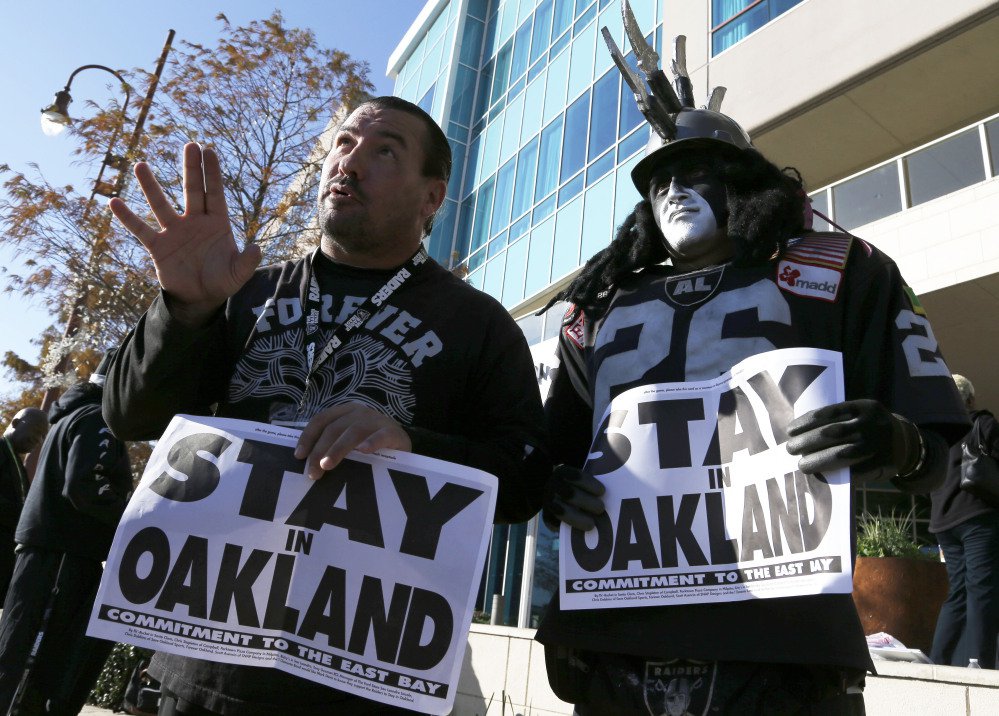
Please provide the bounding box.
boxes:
[482,11,499,61]
[580,172,614,261]
[713,0,754,26]
[460,17,486,67]
[491,40,513,105]
[988,118,999,177]
[574,2,596,32]
[832,163,902,230]
[531,0,554,63]
[418,85,435,115]
[808,190,832,232]
[551,197,583,279]
[488,230,508,257]
[463,134,482,198]
[560,90,590,182]
[588,70,617,161]
[484,253,507,298]
[470,176,495,253]
[905,129,985,207]
[491,157,517,237]
[558,173,584,205]
[455,197,475,259]
[502,236,529,307]
[511,19,532,82]
[475,59,495,121]
[451,65,477,127]
[713,0,804,55]
[534,193,556,224]
[587,150,614,184]
[536,116,564,202]
[552,0,573,41]
[448,141,467,199]
[618,56,644,138]
[525,217,555,296]
[428,199,457,265]
[512,138,539,220]
[618,126,647,163]
[510,213,531,241]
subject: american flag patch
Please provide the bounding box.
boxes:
[784,233,853,269]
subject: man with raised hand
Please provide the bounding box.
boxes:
[104,96,546,715]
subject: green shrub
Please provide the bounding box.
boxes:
[856,509,933,559]
[88,643,153,708]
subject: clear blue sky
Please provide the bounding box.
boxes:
[0,0,427,398]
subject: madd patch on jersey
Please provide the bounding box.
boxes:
[664,265,725,307]
[776,260,842,302]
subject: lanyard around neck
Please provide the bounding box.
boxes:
[302,244,431,383]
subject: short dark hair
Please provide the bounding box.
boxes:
[356,96,452,236]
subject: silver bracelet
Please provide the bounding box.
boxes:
[895,417,926,481]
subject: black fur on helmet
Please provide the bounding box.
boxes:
[545,147,805,318]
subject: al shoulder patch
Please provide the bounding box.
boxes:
[562,304,585,349]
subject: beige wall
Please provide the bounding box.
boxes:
[659,0,999,188]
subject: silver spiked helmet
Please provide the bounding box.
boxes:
[603,0,754,194]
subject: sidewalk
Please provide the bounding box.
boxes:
[80,706,116,715]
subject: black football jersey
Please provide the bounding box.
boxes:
[539,232,968,669]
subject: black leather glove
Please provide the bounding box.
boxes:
[542,464,606,531]
[785,399,924,482]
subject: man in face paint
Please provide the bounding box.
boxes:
[648,156,732,271]
[533,17,969,708]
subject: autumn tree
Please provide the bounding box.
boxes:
[0,11,372,416]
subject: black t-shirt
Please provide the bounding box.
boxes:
[538,232,968,671]
[106,250,548,713]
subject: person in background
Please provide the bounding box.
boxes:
[0,353,133,714]
[0,407,47,601]
[930,374,999,668]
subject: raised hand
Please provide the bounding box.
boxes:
[109,142,261,327]
[294,403,413,480]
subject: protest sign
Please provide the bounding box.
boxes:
[560,347,852,610]
[88,415,496,714]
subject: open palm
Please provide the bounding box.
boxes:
[109,142,261,326]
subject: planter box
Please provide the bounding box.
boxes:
[853,556,949,653]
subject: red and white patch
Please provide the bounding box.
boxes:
[562,306,586,349]
[776,260,842,302]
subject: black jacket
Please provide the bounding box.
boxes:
[16,382,132,560]
[0,438,28,532]
[102,252,548,713]
[930,409,999,533]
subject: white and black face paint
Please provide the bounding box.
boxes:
[649,159,732,271]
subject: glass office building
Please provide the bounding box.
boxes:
[387,0,811,629]
[387,0,992,627]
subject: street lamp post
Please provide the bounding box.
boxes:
[25,30,176,478]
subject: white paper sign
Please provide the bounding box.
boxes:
[560,348,852,610]
[88,415,497,715]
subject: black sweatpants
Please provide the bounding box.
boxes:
[0,547,114,715]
